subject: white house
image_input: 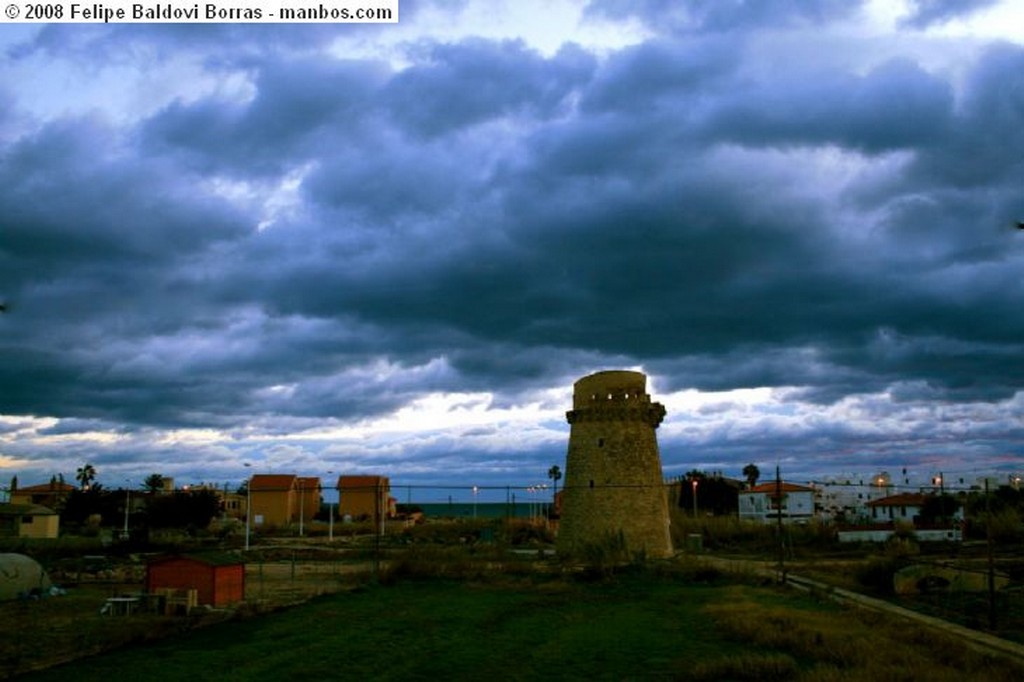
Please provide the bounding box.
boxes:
[815,475,895,522]
[865,492,927,522]
[836,492,963,543]
[738,482,816,524]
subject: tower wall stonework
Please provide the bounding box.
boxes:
[557,370,673,559]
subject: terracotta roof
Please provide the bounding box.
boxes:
[296,477,321,488]
[866,493,928,507]
[337,475,388,489]
[13,482,76,493]
[744,481,815,494]
[249,474,296,491]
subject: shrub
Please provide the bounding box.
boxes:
[669,510,776,551]
[379,546,484,583]
[501,519,554,546]
[399,518,495,545]
[984,508,1024,543]
[575,530,631,579]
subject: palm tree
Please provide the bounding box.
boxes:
[547,464,562,517]
[76,463,97,490]
[742,463,760,489]
[547,465,561,497]
[143,473,165,494]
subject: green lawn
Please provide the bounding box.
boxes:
[20,569,1024,681]
[23,574,740,681]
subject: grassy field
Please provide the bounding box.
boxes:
[17,565,1024,682]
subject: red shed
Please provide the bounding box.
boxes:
[146,552,246,607]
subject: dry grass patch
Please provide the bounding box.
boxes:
[700,585,1024,681]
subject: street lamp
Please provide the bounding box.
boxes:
[298,478,304,537]
[122,479,132,540]
[691,479,698,516]
[472,485,479,519]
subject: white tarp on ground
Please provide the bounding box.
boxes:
[0,553,52,600]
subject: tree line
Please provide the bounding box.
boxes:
[47,464,223,538]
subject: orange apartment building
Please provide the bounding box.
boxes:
[337,475,393,521]
[249,474,296,528]
[248,474,321,528]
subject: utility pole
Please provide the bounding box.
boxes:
[373,478,381,582]
[122,484,131,539]
[986,478,996,630]
[298,479,304,537]
[776,465,785,584]
[244,463,252,551]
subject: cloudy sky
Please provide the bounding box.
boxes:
[2,0,1023,498]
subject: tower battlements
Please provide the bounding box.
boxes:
[566,370,666,427]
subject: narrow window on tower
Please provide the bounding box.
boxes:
[597,438,604,447]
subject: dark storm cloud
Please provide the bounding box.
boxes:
[706,59,954,152]
[584,0,865,33]
[2,7,1023,486]
[899,0,1001,28]
[578,38,739,114]
[382,40,595,137]
[1,117,249,272]
[142,56,389,177]
[0,115,254,426]
[129,33,1024,411]
[906,45,1024,189]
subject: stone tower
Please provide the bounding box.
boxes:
[557,370,673,559]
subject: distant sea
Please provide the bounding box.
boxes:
[411,502,552,520]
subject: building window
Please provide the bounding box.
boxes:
[21,516,33,524]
